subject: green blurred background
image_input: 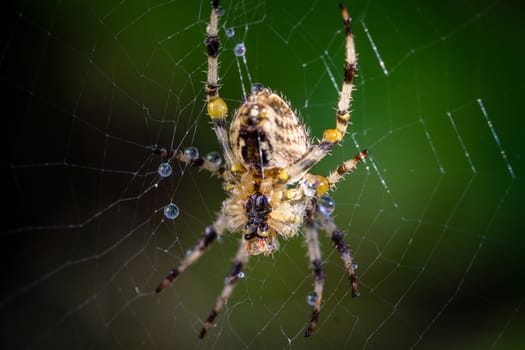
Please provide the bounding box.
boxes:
[2,0,524,349]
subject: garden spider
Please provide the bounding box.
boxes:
[154,0,367,338]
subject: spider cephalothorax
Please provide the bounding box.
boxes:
[155,1,367,339]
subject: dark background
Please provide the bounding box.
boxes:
[2,0,524,349]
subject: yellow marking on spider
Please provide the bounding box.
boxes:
[207,96,228,119]
[278,168,289,182]
[322,128,341,143]
[230,162,243,173]
[315,176,329,196]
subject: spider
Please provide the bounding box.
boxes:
[153,0,367,338]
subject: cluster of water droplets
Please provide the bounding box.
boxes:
[215,7,245,57]
[157,147,224,220]
[156,163,179,220]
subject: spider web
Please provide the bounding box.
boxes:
[2,0,524,349]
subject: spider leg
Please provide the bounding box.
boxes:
[155,215,228,293]
[304,199,325,337]
[205,0,236,169]
[326,149,368,189]
[199,242,250,338]
[282,4,357,182]
[149,145,232,181]
[318,208,359,298]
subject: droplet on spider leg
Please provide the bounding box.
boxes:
[216,6,225,17]
[234,43,246,57]
[184,146,199,160]
[225,271,245,283]
[251,83,264,93]
[225,27,235,38]
[164,203,180,220]
[307,292,317,306]
[319,194,335,216]
[158,162,172,177]
[206,151,222,166]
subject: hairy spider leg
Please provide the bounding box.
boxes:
[327,149,368,189]
[318,207,360,298]
[199,242,250,338]
[155,215,228,293]
[304,198,325,337]
[205,0,236,169]
[282,3,357,183]
[150,145,231,181]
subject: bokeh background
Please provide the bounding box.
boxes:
[2,0,524,349]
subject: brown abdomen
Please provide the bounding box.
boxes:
[230,88,310,171]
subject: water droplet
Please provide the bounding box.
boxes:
[164,203,180,220]
[319,194,335,216]
[234,43,246,57]
[225,271,245,284]
[226,27,235,38]
[351,262,358,270]
[184,146,199,160]
[206,151,222,166]
[307,292,317,306]
[216,6,225,17]
[158,162,172,177]
[251,83,264,93]
[186,249,193,256]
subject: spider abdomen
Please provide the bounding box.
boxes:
[230,88,310,172]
